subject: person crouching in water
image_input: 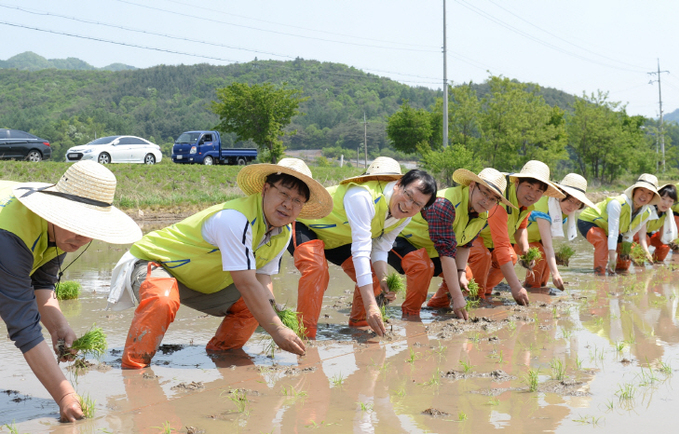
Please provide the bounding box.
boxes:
[108,158,333,368]
[633,183,678,263]
[577,173,661,275]
[467,160,565,305]
[288,157,436,338]
[389,168,516,320]
[0,161,142,421]
[520,173,595,290]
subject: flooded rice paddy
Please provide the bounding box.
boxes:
[2,235,679,433]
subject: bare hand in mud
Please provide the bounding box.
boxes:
[459,273,469,291]
[552,274,565,291]
[451,295,469,320]
[512,287,530,306]
[669,241,679,251]
[366,305,386,336]
[272,327,306,356]
[58,392,83,422]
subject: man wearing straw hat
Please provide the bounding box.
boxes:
[467,160,565,304]
[110,158,332,368]
[0,160,142,422]
[287,157,437,338]
[578,173,660,274]
[519,173,595,290]
[391,168,516,319]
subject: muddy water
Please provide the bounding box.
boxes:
[2,238,679,433]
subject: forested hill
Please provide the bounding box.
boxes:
[0,53,576,160]
[0,51,136,71]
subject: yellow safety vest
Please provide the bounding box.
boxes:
[579,195,651,235]
[130,193,290,294]
[298,180,406,250]
[479,182,532,249]
[399,185,488,258]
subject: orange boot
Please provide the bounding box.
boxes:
[615,242,632,271]
[122,263,181,369]
[293,240,329,339]
[519,242,548,288]
[400,248,435,317]
[649,232,670,262]
[468,238,493,298]
[342,258,382,327]
[427,279,451,308]
[485,248,517,295]
[585,227,609,275]
[206,298,260,351]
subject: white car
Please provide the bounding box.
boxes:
[65,135,163,165]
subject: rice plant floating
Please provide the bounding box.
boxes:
[629,243,649,266]
[554,245,575,266]
[71,326,107,358]
[385,272,406,294]
[519,247,543,270]
[55,280,81,300]
[273,304,306,339]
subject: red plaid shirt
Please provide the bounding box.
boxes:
[421,197,479,258]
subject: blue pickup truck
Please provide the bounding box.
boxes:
[171,130,258,165]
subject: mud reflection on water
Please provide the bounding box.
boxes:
[2,237,679,433]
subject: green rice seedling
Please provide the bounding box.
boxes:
[629,243,649,265]
[604,399,614,410]
[432,341,447,357]
[78,393,95,418]
[460,360,473,374]
[358,401,373,411]
[395,386,407,397]
[550,358,566,381]
[486,397,500,406]
[614,341,626,353]
[330,373,345,387]
[380,304,391,321]
[152,421,174,434]
[273,304,306,339]
[3,421,19,434]
[467,278,480,298]
[62,326,107,360]
[458,411,468,421]
[554,245,575,266]
[524,368,540,392]
[552,306,559,319]
[406,348,420,364]
[573,415,602,426]
[228,389,249,414]
[615,383,635,400]
[575,355,583,371]
[425,369,441,386]
[658,360,673,376]
[560,328,572,339]
[519,247,543,270]
[385,272,406,294]
[55,280,81,300]
[620,241,633,257]
[282,385,307,399]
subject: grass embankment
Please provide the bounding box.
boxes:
[0,161,363,212]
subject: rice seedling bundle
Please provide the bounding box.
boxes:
[520,247,543,270]
[554,245,575,266]
[71,326,107,358]
[274,305,306,338]
[629,243,648,266]
[385,272,406,294]
[55,280,81,300]
[467,278,480,299]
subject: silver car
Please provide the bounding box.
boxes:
[65,135,163,164]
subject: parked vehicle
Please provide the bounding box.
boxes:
[0,129,52,162]
[171,131,257,165]
[65,136,162,165]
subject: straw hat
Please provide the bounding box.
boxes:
[509,160,565,198]
[453,168,518,209]
[13,160,142,244]
[339,157,403,185]
[556,173,595,208]
[237,158,332,219]
[624,173,661,205]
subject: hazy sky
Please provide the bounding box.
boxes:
[1,0,678,118]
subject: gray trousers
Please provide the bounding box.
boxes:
[130,261,241,317]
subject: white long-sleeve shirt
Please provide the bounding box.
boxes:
[343,181,411,287]
[605,199,650,251]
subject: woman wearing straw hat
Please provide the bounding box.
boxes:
[632,183,677,263]
[467,160,565,304]
[109,158,332,369]
[578,173,661,274]
[0,161,142,422]
[287,157,437,338]
[390,168,515,320]
[518,173,595,290]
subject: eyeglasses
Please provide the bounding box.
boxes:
[269,184,306,210]
[402,187,425,209]
[477,184,502,205]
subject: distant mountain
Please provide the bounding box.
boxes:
[664,108,679,124]
[0,51,136,71]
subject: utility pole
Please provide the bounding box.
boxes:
[648,58,669,172]
[363,111,368,168]
[442,0,448,148]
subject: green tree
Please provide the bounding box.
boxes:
[385,101,435,154]
[419,143,480,187]
[211,82,308,163]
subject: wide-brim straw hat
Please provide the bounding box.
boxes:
[509,160,565,198]
[453,168,518,209]
[624,173,661,206]
[13,160,142,244]
[556,173,595,208]
[237,158,333,219]
[339,156,403,185]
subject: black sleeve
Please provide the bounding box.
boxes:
[0,230,56,353]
